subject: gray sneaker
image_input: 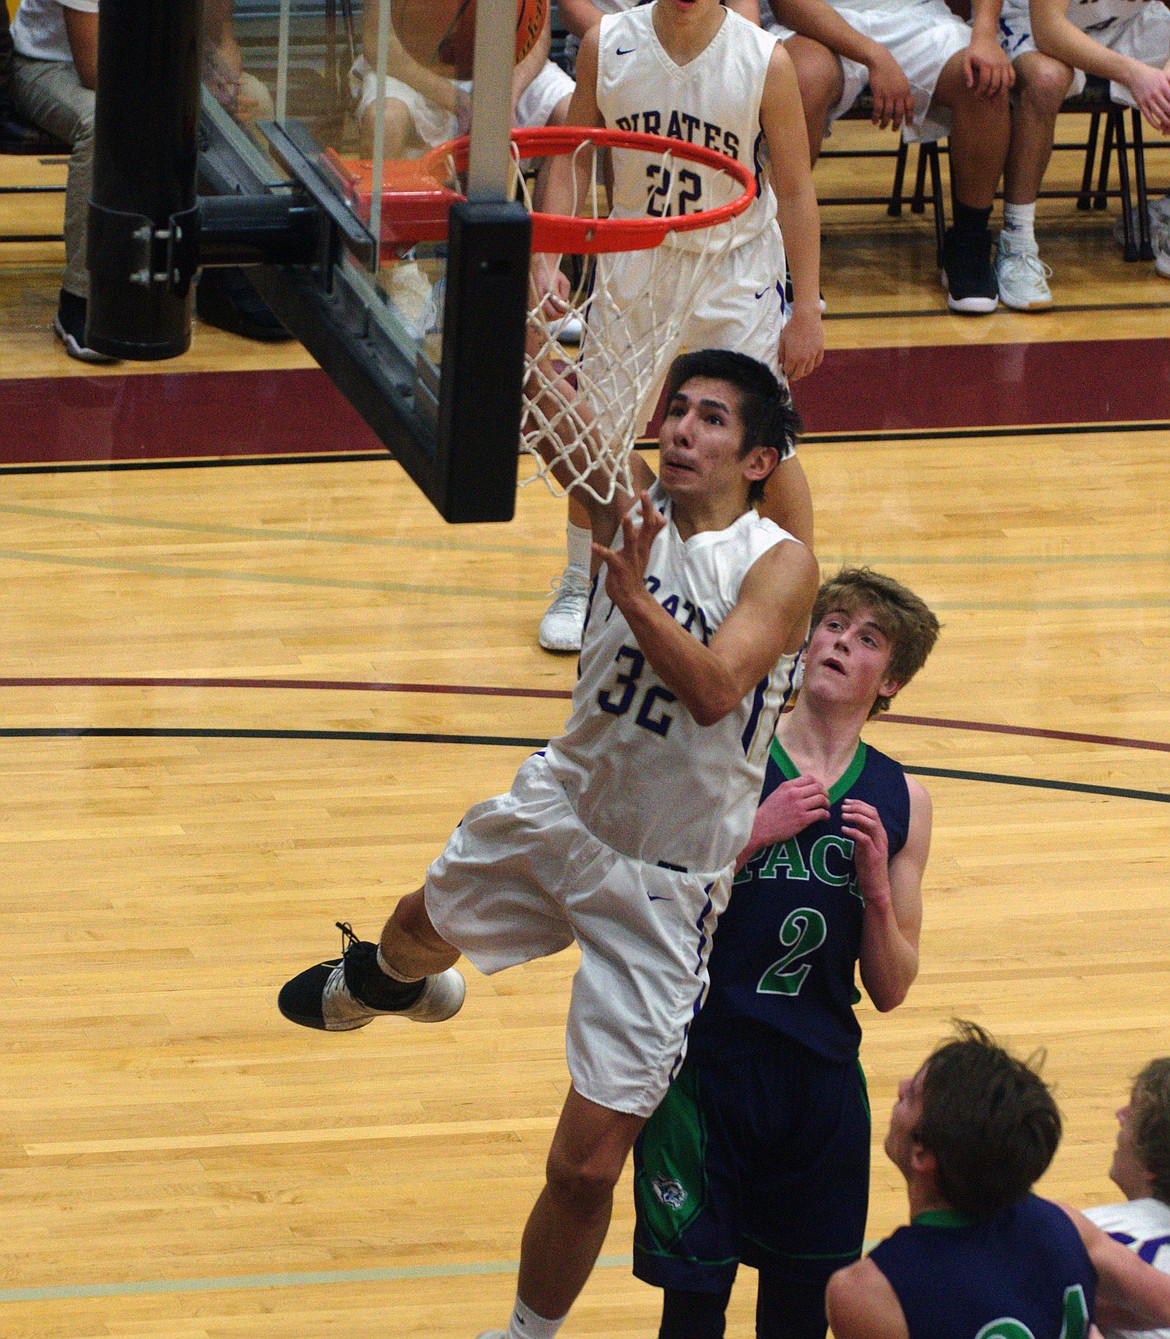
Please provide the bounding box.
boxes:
[279,923,465,1031]
[995,233,1053,311]
[538,565,590,653]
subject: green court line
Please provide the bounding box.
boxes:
[0,547,549,601]
[0,502,564,559]
[0,1241,885,1304]
[0,1255,634,1304]
[1,546,1167,610]
[1,504,1168,571]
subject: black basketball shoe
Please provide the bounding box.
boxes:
[941,226,998,315]
[278,922,465,1031]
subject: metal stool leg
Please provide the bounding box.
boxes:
[888,138,909,217]
[1077,112,1100,211]
[1131,109,1153,261]
[1112,108,1137,260]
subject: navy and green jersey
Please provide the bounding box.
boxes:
[868,1196,1097,1339]
[686,735,910,1066]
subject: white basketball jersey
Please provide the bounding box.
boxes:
[1084,1198,1170,1339]
[1067,0,1159,33]
[595,5,780,251]
[544,483,800,874]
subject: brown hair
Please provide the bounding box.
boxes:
[810,568,941,716]
[1129,1059,1170,1205]
[913,1021,1062,1218]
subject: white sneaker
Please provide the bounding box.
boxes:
[1112,195,1170,250]
[475,1332,507,1338]
[387,261,434,340]
[1155,233,1170,279]
[548,308,584,343]
[538,566,590,653]
[995,233,1053,311]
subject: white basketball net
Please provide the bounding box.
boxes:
[518,136,745,505]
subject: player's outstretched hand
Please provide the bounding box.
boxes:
[593,491,666,610]
[778,308,824,383]
[841,798,891,908]
[962,36,1015,97]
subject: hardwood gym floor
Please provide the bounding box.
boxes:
[0,122,1167,1336]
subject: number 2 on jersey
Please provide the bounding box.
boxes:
[757,907,827,996]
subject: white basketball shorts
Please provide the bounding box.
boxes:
[580,223,796,458]
[770,0,974,142]
[424,752,733,1118]
[351,57,572,146]
[999,0,1170,105]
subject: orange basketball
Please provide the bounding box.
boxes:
[395,0,548,80]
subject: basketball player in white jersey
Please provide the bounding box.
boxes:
[350,0,574,161]
[278,348,819,1339]
[992,0,1170,304]
[1085,1058,1170,1339]
[756,0,1014,314]
[533,0,822,655]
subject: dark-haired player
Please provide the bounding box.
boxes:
[279,349,818,1339]
[827,1023,1170,1339]
[634,567,937,1339]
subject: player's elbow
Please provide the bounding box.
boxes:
[687,685,741,728]
[864,957,918,1012]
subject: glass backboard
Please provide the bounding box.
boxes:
[194,0,535,521]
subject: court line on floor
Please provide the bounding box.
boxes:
[2,679,1167,755]
[5,499,1170,567]
[0,546,550,600]
[0,727,1165,801]
[0,1254,632,1304]
[1,541,1168,608]
[0,501,565,559]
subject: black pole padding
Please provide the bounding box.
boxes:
[87,0,203,360]
[194,194,324,270]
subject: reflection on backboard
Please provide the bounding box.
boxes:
[196,0,535,522]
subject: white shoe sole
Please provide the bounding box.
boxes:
[941,270,997,315]
[998,289,1053,311]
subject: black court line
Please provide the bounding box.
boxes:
[800,420,1170,445]
[823,301,1170,321]
[2,727,1166,803]
[0,452,390,478]
[5,679,1167,755]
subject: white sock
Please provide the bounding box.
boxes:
[1003,202,1037,248]
[565,522,592,576]
[506,1296,565,1339]
[376,946,421,983]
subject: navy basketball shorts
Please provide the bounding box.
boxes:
[632,1034,871,1293]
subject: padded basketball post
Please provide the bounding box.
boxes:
[435,199,531,523]
[87,0,203,359]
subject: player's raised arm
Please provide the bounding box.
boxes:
[594,503,818,726]
[759,43,824,382]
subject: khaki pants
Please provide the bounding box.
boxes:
[11,54,93,298]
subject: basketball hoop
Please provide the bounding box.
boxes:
[431,127,758,504]
[324,128,757,506]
